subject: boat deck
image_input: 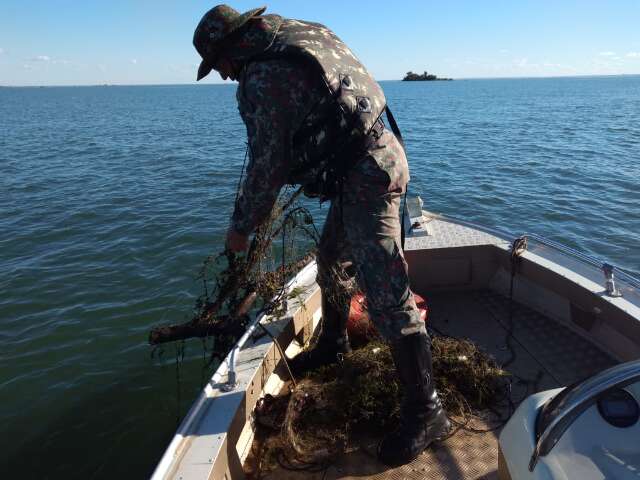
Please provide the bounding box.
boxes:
[254,289,616,480]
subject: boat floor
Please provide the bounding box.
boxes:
[251,289,616,479]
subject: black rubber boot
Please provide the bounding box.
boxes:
[288,296,351,376]
[378,332,450,467]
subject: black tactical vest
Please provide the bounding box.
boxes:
[258,19,388,197]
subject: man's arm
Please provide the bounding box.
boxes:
[228,61,314,251]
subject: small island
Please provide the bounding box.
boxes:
[402,71,452,81]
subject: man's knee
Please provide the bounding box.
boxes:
[368,305,425,342]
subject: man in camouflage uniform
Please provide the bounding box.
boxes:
[193,5,449,467]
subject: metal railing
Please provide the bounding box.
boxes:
[418,206,640,295]
[220,318,262,392]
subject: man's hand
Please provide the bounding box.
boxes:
[226,228,249,253]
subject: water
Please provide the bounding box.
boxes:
[1,77,639,478]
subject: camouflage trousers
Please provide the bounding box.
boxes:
[316,158,425,342]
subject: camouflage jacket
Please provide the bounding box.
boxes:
[231,36,409,235]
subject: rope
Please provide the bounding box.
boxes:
[504,236,528,368]
[233,143,250,206]
[502,236,562,385]
[174,340,185,427]
[257,323,297,388]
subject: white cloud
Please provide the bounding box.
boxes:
[599,51,616,57]
[0,47,4,55]
[130,58,138,65]
[515,57,531,68]
[627,52,640,58]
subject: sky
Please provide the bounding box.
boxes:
[1,0,639,86]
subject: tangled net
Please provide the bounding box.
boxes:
[149,187,319,364]
[248,335,510,476]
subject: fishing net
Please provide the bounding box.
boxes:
[248,335,511,476]
[149,187,319,363]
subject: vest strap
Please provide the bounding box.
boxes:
[384,105,404,149]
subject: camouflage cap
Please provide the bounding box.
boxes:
[193,4,281,81]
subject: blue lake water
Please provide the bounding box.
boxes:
[1,76,639,478]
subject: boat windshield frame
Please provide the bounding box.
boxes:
[527,359,640,471]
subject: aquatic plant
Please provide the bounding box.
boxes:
[248,335,510,475]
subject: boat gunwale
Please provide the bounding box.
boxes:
[151,260,321,480]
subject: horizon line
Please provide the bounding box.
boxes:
[2,72,639,88]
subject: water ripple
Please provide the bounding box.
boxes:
[1,78,639,477]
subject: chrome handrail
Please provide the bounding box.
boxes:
[529,359,640,471]
[524,233,603,268]
[420,208,640,291]
[523,233,640,293]
[617,268,640,290]
[524,234,640,291]
[219,316,261,392]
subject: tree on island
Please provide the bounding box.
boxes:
[402,70,452,81]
